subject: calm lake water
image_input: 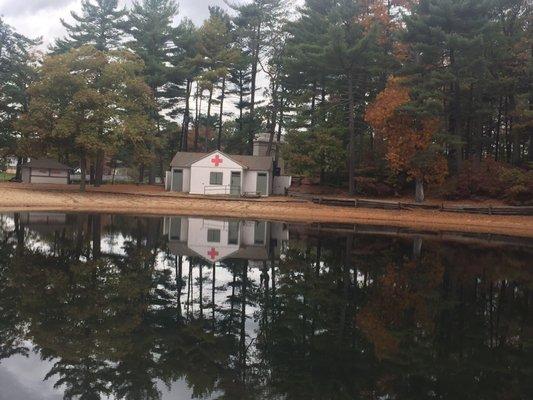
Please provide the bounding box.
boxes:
[0,212,531,400]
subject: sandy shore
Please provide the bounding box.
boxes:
[1,183,532,238]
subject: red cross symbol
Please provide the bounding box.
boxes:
[207,247,219,260]
[211,154,223,167]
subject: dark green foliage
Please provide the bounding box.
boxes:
[0,18,39,176]
[52,0,127,53]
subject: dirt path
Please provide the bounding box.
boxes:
[1,183,532,238]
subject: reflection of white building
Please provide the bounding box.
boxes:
[163,217,289,263]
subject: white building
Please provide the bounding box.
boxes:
[167,150,274,196]
[164,217,289,264]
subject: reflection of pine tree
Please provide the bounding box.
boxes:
[2,213,532,399]
[0,216,28,361]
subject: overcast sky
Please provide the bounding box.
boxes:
[0,0,240,45]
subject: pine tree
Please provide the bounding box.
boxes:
[170,18,199,151]
[0,18,40,179]
[124,0,179,183]
[52,0,127,53]
[196,7,240,151]
[229,0,285,154]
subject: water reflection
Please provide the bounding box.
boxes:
[0,212,531,399]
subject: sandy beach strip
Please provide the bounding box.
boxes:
[1,183,532,238]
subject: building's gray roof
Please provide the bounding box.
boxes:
[170,152,208,168]
[22,158,70,170]
[231,155,273,171]
[170,151,272,171]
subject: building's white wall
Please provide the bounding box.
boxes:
[273,176,292,195]
[240,220,269,246]
[242,171,270,196]
[240,221,256,246]
[190,152,243,195]
[187,218,239,262]
[182,168,191,192]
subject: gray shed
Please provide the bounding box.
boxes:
[21,158,70,184]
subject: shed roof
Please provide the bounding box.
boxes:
[170,151,272,171]
[23,158,70,171]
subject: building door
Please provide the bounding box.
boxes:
[173,169,183,192]
[230,171,241,196]
[256,172,268,196]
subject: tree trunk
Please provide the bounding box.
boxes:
[138,164,144,185]
[310,80,317,128]
[89,162,95,185]
[413,236,423,260]
[348,76,356,195]
[80,153,87,192]
[15,156,23,180]
[194,83,201,151]
[217,76,226,150]
[415,176,424,203]
[95,149,104,187]
[495,97,503,161]
[267,82,279,156]
[238,71,244,135]
[181,79,192,151]
[249,23,261,155]
[205,87,213,152]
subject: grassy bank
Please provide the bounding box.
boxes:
[0,172,14,182]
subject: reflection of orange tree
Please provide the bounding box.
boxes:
[356,240,533,399]
[358,254,444,360]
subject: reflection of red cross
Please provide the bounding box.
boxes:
[211,154,223,167]
[207,247,219,260]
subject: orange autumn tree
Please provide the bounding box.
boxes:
[365,77,447,202]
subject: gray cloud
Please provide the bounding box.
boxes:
[0,0,76,17]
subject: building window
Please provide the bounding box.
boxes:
[207,229,221,243]
[254,221,266,245]
[210,172,223,185]
[228,221,239,245]
[170,218,181,241]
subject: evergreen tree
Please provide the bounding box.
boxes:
[196,7,240,151]
[0,18,40,180]
[170,18,199,151]
[52,0,127,53]
[229,0,285,154]
[124,0,179,183]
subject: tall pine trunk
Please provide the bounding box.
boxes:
[79,153,87,192]
[194,83,201,151]
[205,87,213,152]
[248,23,261,154]
[238,72,244,135]
[415,176,425,203]
[15,157,23,180]
[181,79,192,151]
[348,75,356,196]
[217,76,226,150]
[95,149,104,187]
